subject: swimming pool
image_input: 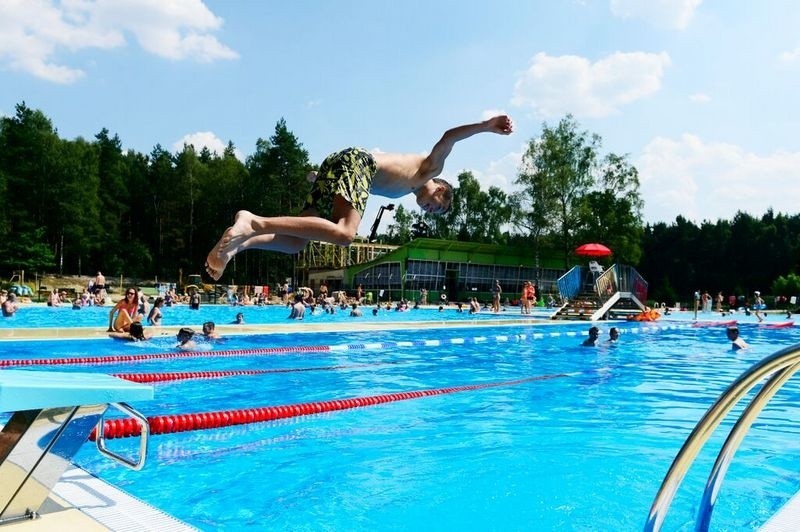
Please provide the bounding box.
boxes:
[4,321,800,530]
[0,303,547,329]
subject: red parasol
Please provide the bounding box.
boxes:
[575,243,612,257]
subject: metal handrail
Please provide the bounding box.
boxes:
[557,266,583,300]
[95,402,150,471]
[645,343,800,531]
[614,264,648,302]
[595,266,618,306]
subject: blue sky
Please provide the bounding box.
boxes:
[2,0,800,237]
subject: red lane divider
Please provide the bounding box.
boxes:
[90,373,568,440]
[691,320,737,328]
[0,345,332,368]
[114,362,396,383]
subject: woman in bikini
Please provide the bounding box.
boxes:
[107,287,142,332]
[147,296,164,326]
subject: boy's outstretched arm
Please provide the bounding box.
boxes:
[418,115,514,179]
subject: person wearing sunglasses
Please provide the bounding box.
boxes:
[107,287,142,333]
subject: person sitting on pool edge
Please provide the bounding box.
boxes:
[107,287,142,332]
[109,321,151,342]
[726,326,748,350]
[204,115,514,280]
[582,326,600,347]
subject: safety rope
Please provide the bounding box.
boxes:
[90,372,569,440]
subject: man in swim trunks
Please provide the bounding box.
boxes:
[205,115,514,280]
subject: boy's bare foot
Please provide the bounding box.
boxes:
[205,210,258,280]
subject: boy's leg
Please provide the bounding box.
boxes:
[219,198,360,249]
[205,197,362,280]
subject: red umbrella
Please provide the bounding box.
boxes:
[575,243,612,257]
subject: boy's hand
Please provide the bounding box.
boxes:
[485,115,514,135]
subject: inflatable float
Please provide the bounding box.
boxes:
[627,308,662,322]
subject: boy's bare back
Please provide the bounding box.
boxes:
[370,152,429,197]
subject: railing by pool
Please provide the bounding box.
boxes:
[645,342,800,531]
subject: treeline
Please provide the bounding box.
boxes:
[0,102,312,286]
[640,212,800,304]
[1,103,798,303]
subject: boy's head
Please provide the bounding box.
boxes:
[202,321,215,335]
[416,178,453,215]
[177,327,195,343]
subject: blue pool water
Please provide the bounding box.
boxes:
[3,321,800,530]
[0,303,544,329]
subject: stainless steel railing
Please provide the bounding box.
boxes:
[645,343,800,531]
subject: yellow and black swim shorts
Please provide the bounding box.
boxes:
[303,147,377,220]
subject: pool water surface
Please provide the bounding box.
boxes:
[3,321,800,530]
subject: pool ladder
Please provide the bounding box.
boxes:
[645,342,800,531]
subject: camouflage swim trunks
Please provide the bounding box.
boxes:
[303,147,377,220]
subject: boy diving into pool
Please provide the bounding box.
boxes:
[204,115,514,280]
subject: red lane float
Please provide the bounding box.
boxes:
[692,320,737,328]
[113,362,394,383]
[761,321,794,329]
[0,344,332,368]
[89,372,568,441]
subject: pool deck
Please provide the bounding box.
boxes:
[764,493,800,531]
[3,466,196,531]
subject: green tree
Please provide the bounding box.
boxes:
[0,103,61,271]
[240,120,312,284]
[414,171,512,244]
[384,204,413,244]
[772,274,800,301]
[478,186,512,244]
[51,137,102,275]
[515,115,644,268]
[195,144,249,280]
[515,115,599,267]
[94,128,130,272]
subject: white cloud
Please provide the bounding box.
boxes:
[610,0,702,30]
[779,46,800,64]
[688,92,710,103]
[173,131,242,160]
[473,146,524,192]
[637,134,800,224]
[0,0,237,84]
[512,51,670,118]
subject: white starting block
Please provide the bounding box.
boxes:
[0,370,153,525]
